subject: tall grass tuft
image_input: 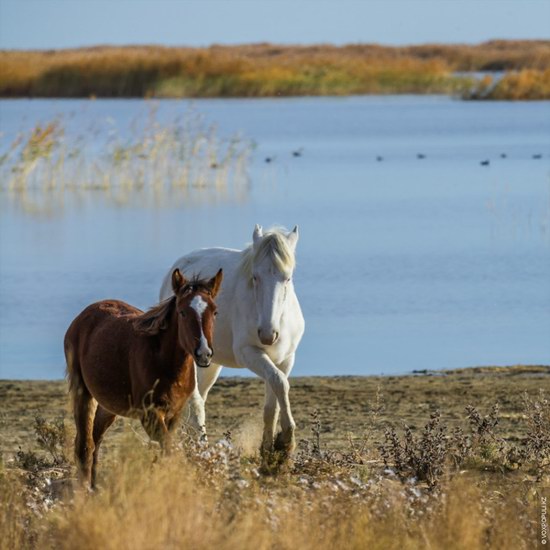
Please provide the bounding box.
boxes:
[465,68,550,100]
[0,105,251,214]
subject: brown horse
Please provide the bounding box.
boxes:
[64,268,223,488]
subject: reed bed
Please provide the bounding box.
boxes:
[0,105,251,214]
[1,40,549,99]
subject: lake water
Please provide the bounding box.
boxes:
[1,96,549,379]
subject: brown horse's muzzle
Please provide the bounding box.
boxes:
[195,350,213,368]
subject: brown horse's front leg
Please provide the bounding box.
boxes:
[142,409,171,454]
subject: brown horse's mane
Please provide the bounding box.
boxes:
[133,275,214,336]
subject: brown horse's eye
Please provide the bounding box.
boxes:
[180,311,186,318]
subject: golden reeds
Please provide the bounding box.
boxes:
[1,41,549,99]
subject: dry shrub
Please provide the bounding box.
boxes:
[378,392,550,490]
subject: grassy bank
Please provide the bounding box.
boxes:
[1,366,548,549]
[1,41,550,100]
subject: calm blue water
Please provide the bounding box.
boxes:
[1,96,549,379]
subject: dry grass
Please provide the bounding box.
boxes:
[1,41,549,99]
[1,367,548,549]
[0,414,545,550]
[466,68,550,100]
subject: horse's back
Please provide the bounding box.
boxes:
[65,300,140,344]
[64,300,140,372]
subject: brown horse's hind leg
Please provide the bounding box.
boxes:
[66,343,96,487]
[73,388,97,488]
[90,406,116,489]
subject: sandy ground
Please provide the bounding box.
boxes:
[0,366,548,460]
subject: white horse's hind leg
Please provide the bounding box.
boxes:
[188,386,206,438]
[197,362,223,398]
[262,386,280,454]
[189,363,223,438]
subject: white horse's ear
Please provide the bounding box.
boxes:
[287,225,299,250]
[253,224,263,247]
[208,269,223,299]
[172,268,186,294]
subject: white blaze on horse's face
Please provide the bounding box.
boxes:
[190,295,213,367]
[252,225,299,346]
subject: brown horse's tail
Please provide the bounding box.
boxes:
[64,333,86,402]
[65,330,97,485]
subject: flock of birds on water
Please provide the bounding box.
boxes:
[261,150,546,166]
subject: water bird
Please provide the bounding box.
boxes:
[417,153,426,159]
[500,153,507,158]
[480,160,490,166]
[292,148,303,157]
[532,154,542,159]
[376,156,383,162]
[265,156,274,163]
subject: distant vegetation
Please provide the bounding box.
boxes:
[1,40,550,99]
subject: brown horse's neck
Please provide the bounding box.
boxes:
[154,307,193,380]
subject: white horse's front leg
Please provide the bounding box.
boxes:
[237,346,296,457]
[263,354,295,454]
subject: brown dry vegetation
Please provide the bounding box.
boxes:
[1,40,550,99]
[467,68,550,100]
[1,366,549,549]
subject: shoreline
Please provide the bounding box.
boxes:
[1,365,548,458]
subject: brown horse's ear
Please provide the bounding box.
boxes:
[207,269,223,299]
[172,269,187,294]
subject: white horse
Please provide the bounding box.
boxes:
[159,225,305,461]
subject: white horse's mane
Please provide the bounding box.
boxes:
[239,227,296,281]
